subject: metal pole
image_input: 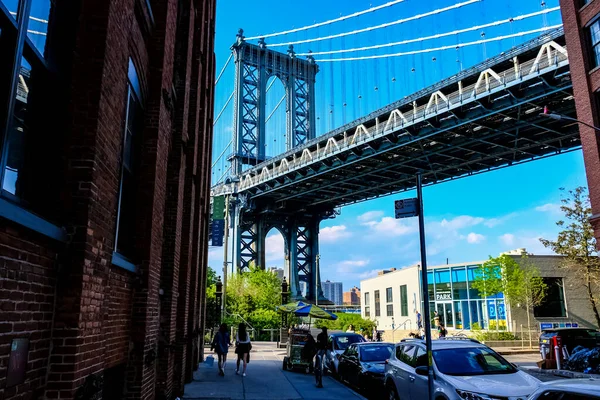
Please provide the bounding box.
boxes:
[417,173,435,400]
[315,254,320,306]
[222,195,230,319]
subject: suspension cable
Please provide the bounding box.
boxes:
[268,0,481,47]
[245,0,405,40]
[213,91,234,126]
[316,25,562,62]
[215,53,233,86]
[299,7,560,56]
[212,140,233,168]
[217,165,232,184]
[265,96,286,123]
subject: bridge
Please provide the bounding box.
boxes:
[212,27,579,302]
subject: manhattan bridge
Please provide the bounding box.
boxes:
[210,0,579,302]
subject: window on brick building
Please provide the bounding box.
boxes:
[0,0,61,234]
[114,59,143,262]
[589,18,600,67]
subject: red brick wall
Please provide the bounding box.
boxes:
[0,223,58,400]
[103,267,134,369]
[560,0,600,242]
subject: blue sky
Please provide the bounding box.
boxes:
[209,0,585,290]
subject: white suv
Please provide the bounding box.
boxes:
[384,338,541,400]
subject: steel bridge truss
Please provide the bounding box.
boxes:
[230,30,318,175]
[216,29,579,213]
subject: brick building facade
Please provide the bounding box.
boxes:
[343,286,360,306]
[560,0,600,243]
[0,0,216,399]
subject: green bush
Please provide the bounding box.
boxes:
[473,331,520,341]
[315,312,375,335]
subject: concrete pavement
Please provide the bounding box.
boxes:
[183,342,366,400]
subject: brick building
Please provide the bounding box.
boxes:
[343,286,360,306]
[0,0,215,399]
[560,0,600,243]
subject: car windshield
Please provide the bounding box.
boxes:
[334,335,365,350]
[433,347,517,376]
[360,345,393,362]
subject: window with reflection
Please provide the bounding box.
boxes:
[114,59,143,260]
[452,267,468,299]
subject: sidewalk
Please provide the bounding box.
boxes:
[184,342,366,400]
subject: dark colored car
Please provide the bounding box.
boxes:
[338,342,394,394]
[539,328,600,356]
[324,332,367,375]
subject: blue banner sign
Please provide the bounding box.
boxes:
[540,323,553,330]
[211,219,225,247]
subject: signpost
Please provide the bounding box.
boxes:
[394,174,434,400]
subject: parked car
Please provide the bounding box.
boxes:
[338,342,394,393]
[385,338,541,400]
[539,328,600,357]
[527,378,600,399]
[324,332,366,376]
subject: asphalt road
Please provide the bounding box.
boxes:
[504,353,569,382]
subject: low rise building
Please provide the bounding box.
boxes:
[343,286,361,305]
[360,250,599,332]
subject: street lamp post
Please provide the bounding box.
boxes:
[215,277,223,326]
[281,277,289,329]
[540,109,600,132]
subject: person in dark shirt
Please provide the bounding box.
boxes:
[302,334,317,365]
[315,327,328,388]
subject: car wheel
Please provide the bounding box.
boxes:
[282,359,287,371]
[387,382,399,400]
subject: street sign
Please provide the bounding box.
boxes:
[213,196,225,219]
[211,219,225,246]
[540,323,553,330]
[395,198,419,219]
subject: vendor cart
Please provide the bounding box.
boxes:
[282,330,313,373]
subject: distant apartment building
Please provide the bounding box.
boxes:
[323,280,344,305]
[269,267,285,281]
[344,286,361,305]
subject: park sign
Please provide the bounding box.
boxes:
[395,198,419,219]
[211,219,225,247]
[213,195,225,219]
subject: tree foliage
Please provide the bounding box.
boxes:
[471,254,547,338]
[315,312,376,335]
[540,187,600,328]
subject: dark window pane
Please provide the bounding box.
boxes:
[400,285,408,317]
[386,287,393,303]
[375,290,380,317]
[0,0,19,20]
[452,267,468,299]
[415,347,427,367]
[534,278,567,318]
[27,0,51,56]
[360,345,393,362]
[433,347,517,376]
[387,304,393,317]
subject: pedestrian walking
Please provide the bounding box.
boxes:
[211,323,230,376]
[235,323,251,377]
[315,327,328,388]
[433,311,440,328]
[438,323,448,339]
[416,309,423,330]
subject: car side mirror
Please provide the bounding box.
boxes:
[415,366,428,376]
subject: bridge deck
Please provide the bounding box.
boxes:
[213,29,579,212]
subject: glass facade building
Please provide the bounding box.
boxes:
[423,265,507,330]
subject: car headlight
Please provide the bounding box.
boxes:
[455,390,504,400]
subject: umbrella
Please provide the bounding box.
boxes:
[276,301,338,328]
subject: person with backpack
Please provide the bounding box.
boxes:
[235,323,251,377]
[211,323,230,376]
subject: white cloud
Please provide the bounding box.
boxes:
[265,233,284,261]
[357,210,384,223]
[484,213,518,228]
[466,232,485,244]
[320,225,351,243]
[535,203,561,214]
[358,269,381,279]
[499,233,515,246]
[366,217,417,236]
[440,215,484,230]
[335,259,370,274]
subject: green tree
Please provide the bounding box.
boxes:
[471,254,546,338]
[540,187,600,328]
[205,267,220,329]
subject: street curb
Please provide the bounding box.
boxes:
[495,349,539,355]
[523,368,600,379]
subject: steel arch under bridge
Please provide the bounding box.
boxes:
[214,28,580,302]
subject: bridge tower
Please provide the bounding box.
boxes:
[228,30,328,302]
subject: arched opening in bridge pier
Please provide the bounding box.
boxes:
[264,76,287,159]
[264,227,287,281]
